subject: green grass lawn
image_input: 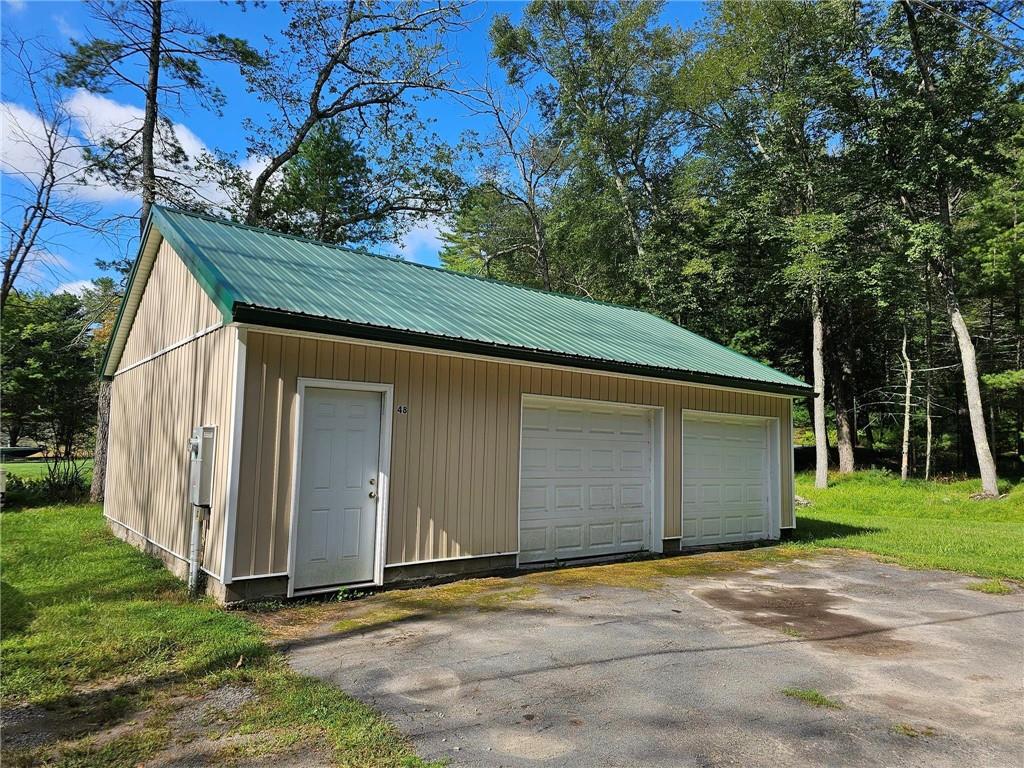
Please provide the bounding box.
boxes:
[0,504,438,767]
[793,470,1024,580]
[2,459,94,481]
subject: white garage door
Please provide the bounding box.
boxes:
[682,413,775,546]
[519,399,653,564]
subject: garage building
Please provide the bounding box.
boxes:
[102,206,812,602]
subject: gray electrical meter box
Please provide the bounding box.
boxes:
[188,425,217,507]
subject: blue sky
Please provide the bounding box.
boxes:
[1,0,706,292]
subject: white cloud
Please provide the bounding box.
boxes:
[3,90,265,209]
[3,0,26,12]
[397,219,444,265]
[1,99,127,202]
[54,279,93,296]
[53,13,80,39]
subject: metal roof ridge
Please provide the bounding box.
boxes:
[150,205,660,317]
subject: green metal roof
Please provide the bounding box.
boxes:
[137,206,810,395]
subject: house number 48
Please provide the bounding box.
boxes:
[396,405,409,414]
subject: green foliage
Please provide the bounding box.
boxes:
[441,184,543,283]
[2,462,90,507]
[983,369,1024,392]
[965,578,1014,595]
[0,292,97,456]
[262,120,373,244]
[56,0,264,245]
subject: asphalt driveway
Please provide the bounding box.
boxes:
[286,554,1023,768]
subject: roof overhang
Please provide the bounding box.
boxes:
[232,303,816,398]
[100,215,164,379]
[101,208,235,378]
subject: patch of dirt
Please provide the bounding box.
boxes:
[170,684,255,734]
[696,585,912,656]
[251,579,544,643]
[0,687,138,751]
[2,684,328,768]
[1,703,77,749]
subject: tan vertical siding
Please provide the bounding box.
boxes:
[233,332,798,578]
[117,240,223,371]
[106,240,234,580]
[106,325,235,579]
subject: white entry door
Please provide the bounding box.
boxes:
[294,387,382,590]
[682,413,775,546]
[519,399,653,564]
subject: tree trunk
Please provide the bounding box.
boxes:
[924,269,933,480]
[835,405,855,474]
[140,0,161,231]
[1015,283,1022,460]
[610,172,647,263]
[89,379,111,502]
[812,285,828,488]
[527,200,552,291]
[1015,207,1023,461]
[924,386,933,481]
[901,0,998,496]
[946,297,999,495]
[91,0,160,502]
[832,341,855,473]
[900,326,913,482]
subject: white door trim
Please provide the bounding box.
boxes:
[517,393,665,567]
[286,378,394,597]
[785,409,797,530]
[221,326,247,585]
[680,409,781,543]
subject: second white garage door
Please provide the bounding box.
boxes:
[682,412,777,546]
[519,399,655,564]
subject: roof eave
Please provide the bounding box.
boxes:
[232,303,815,399]
[100,206,238,379]
[100,211,162,379]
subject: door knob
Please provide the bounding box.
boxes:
[369,491,377,499]
[369,477,376,485]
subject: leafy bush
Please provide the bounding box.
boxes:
[3,460,89,508]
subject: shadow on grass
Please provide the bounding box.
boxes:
[0,581,33,635]
[789,517,881,544]
[0,644,275,755]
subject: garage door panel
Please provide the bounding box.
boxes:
[555,447,583,471]
[591,449,614,472]
[554,524,583,552]
[519,526,548,557]
[620,483,646,508]
[521,445,651,480]
[555,485,584,510]
[620,519,645,546]
[683,413,774,547]
[589,485,614,508]
[520,400,653,564]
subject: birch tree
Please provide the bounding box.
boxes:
[856,0,1019,495]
